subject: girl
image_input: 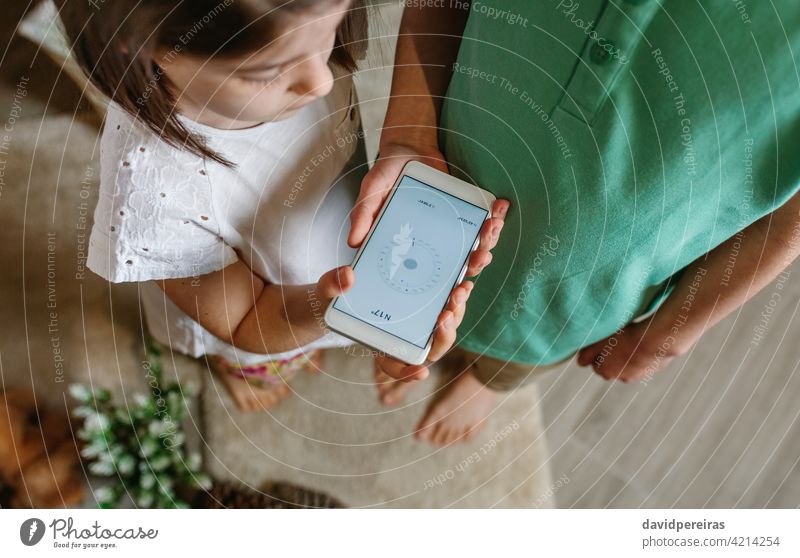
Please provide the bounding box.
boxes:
[59,0,500,412]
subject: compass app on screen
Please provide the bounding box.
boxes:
[333,175,488,348]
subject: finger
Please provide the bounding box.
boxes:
[375,356,429,382]
[593,364,615,381]
[594,358,626,381]
[428,310,457,362]
[578,336,611,367]
[491,199,510,220]
[316,266,354,301]
[577,345,599,367]
[348,160,405,248]
[446,281,472,328]
[465,249,493,277]
[476,216,505,252]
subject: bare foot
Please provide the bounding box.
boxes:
[374,364,412,406]
[415,369,497,446]
[211,363,291,412]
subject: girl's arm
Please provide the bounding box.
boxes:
[578,189,800,382]
[157,261,353,355]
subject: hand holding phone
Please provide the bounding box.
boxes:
[327,161,505,367]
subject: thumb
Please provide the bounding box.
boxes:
[348,158,406,248]
[316,266,355,301]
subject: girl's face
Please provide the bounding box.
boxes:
[159,4,347,128]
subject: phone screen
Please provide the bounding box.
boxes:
[333,175,489,348]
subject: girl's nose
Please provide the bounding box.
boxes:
[289,56,334,99]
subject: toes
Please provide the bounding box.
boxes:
[258,384,290,408]
[374,367,412,406]
[433,425,451,447]
[462,427,478,443]
[415,418,436,442]
[416,427,433,443]
[233,395,251,412]
[230,383,292,412]
[382,382,410,406]
[415,411,442,443]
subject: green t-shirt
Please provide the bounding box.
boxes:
[441,0,800,364]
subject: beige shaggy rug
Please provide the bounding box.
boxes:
[201,348,555,508]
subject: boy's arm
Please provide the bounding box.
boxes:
[348,3,473,247]
[347,4,509,382]
[158,261,353,355]
[578,189,800,381]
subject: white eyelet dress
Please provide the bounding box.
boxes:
[87,72,364,365]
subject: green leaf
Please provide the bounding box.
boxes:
[84,413,112,434]
[187,452,202,471]
[114,408,133,424]
[156,475,174,490]
[94,388,112,403]
[183,381,198,398]
[94,485,117,504]
[136,490,155,509]
[140,473,157,490]
[145,336,162,357]
[88,460,115,476]
[68,383,93,404]
[147,420,172,437]
[117,454,136,476]
[191,473,212,491]
[80,441,107,459]
[72,405,96,419]
[76,428,93,441]
[133,394,150,408]
[139,438,159,458]
[150,454,171,472]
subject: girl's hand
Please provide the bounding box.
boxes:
[294,266,355,326]
[312,266,355,304]
[576,318,689,383]
[350,142,510,382]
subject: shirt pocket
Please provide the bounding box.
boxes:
[333,82,359,129]
[332,83,362,163]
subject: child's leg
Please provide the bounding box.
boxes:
[415,350,564,446]
[208,350,321,412]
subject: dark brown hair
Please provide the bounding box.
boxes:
[58,0,368,166]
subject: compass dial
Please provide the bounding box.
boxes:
[377,238,443,294]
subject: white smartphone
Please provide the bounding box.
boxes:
[324,161,496,365]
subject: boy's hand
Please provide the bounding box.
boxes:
[577,318,688,383]
[372,280,474,382]
[349,142,510,277]
[352,143,510,382]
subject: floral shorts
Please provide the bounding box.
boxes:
[208,350,319,389]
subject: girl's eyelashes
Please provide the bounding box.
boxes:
[241,76,277,87]
[238,72,281,87]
